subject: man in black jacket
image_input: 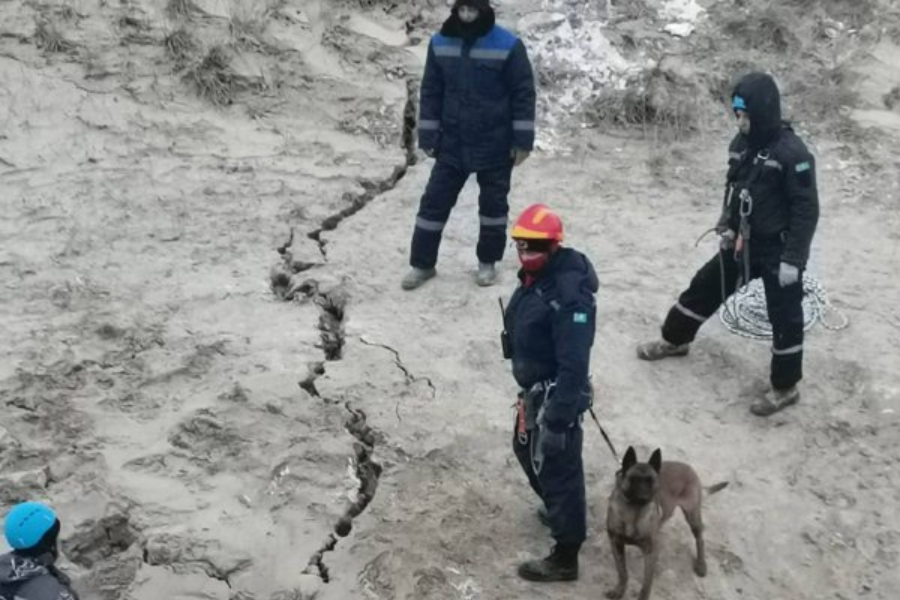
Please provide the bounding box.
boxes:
[504,204,598,581]
[637,72,819,416]
[1,502,79,600]
[402,0,536,290]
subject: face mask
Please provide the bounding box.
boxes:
[518,250,549,273]
[458,6,479,23]
[736,110,751,136]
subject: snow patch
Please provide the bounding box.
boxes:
[518,6,639,152]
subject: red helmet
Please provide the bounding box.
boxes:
[511,203,564,242]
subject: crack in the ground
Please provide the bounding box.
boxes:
[279,69,416,586]
[359,336,437,400]
[141,549,243,590]
[316,287,347,361]
[305,533,337,583]
[304,402,382,583]
[299,361,325,398]
[306,75,419,259]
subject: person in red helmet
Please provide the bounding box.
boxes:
[502,204,598,582]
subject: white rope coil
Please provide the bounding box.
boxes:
[719,274,850,340]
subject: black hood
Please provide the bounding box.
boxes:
[441,1,496,40]
[732,72,782,150]
[542,247,600,292]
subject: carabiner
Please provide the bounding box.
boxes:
[739,189,753,217]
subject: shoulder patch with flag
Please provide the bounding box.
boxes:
[573,312,588,324]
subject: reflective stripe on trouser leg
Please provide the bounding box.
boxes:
[535,422,586,545]
[763,266,804,389]
[662,251,741,345]
[410,160,469,269]
[475,164,512,264]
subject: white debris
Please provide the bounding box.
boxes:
[664,22,696,38]
[660,0,705,38]
[518,8,638,151]
[660,0,705,23]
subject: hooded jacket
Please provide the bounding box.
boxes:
[0,552,77,600]
[724,73,819,267]
[418,1,536,170]
[505,248,598,428]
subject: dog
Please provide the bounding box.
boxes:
[605,446,727,600]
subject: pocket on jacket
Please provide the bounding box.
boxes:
[474,60,504,96]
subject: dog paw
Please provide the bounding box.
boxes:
[605,588,625,600]
[694,559,707,577]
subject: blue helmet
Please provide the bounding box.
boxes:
[4,502,58,550]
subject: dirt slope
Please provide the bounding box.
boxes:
[1,0,898,599]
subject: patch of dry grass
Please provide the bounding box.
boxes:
[584,66,708,138]
[702,0,898,136]
[792,63,859,120]
[165,26,197,66]
[167,0,195,19]
[721,5,799,54]
[785,0,878,28]
[229,0,278,48]
[610,0,654,22]
[34,19,75,54]
[186,45,235,106]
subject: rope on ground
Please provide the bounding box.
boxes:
[719,274,850,341]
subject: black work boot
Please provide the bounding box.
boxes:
[517,544,579,582]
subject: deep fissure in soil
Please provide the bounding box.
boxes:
[288,73,418,583]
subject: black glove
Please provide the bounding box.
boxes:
[537,406,568,456]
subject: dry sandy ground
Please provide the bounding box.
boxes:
[1,0,899,599]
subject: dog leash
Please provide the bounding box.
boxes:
[588,407,620,463]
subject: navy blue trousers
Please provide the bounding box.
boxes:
[512,417,586,546]
[410,159,513,269]
[661,247,805,390]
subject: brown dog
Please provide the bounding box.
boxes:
[605,446,727,600]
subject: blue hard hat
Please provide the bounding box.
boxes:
[4,502,58,550]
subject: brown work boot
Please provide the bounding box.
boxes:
[636,339,690,361]
[750,386,800,416]
[517,545,579,582]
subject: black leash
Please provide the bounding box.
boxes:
[588,407,620,464]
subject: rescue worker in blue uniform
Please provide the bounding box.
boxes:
[503,204,598,582]
[403,0,536,290]
[637,73,819,416]
[1,502,79,600]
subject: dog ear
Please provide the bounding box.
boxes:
[649,449,662,473]
[623,446,637,472]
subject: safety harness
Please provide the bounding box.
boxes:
[697,148,849,339]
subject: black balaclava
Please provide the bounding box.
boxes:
[17,519,61,561]
[441,0,495,40]
[731,72,783,150]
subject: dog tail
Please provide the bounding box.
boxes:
[705,482,729,495]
